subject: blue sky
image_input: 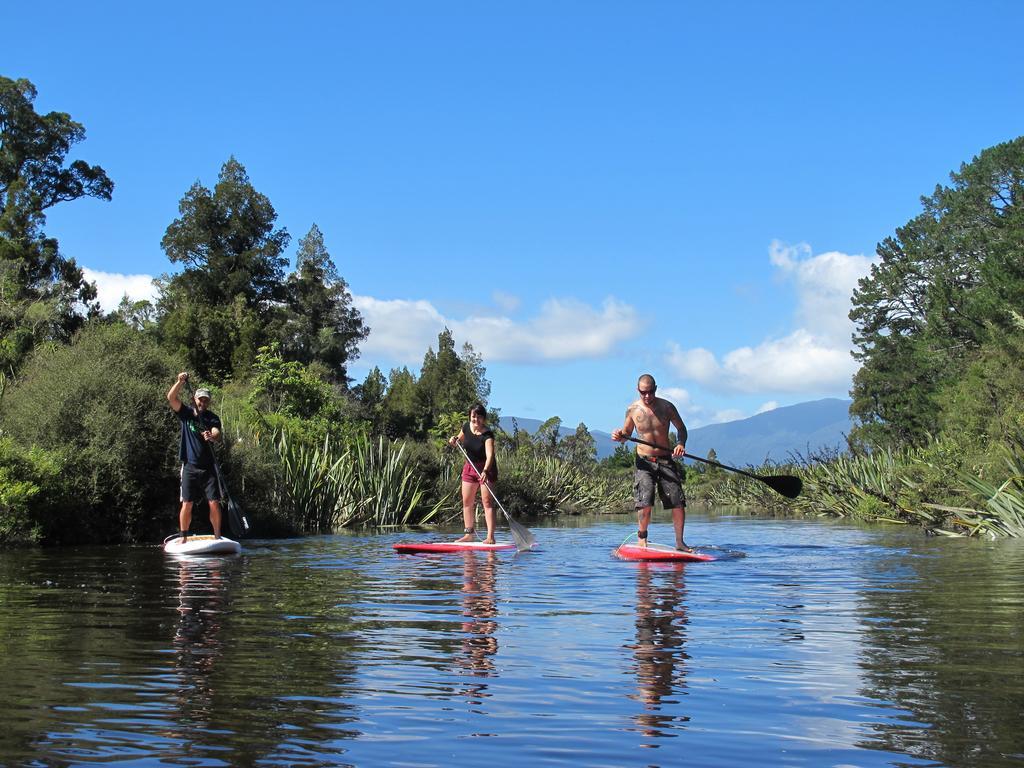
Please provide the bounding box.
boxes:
[6,2,1023,434]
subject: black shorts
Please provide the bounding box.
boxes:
[634,455,686,510]
[180,463,220,503]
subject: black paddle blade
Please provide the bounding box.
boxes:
[226,496,249,538]
[762,474,803,499]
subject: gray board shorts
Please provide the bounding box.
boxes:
[633,454,686,510]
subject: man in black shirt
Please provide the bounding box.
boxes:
[167,372,223,541]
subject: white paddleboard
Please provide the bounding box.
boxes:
[163,534,241,556]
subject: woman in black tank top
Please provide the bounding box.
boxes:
[447,403,498,543]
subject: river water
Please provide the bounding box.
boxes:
[1,510,1023,767]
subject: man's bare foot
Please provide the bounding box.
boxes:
[456,529,476,543]
[676,542,693,553]
[638,531,649,547]
[483,537,496,545]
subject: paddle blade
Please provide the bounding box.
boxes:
[763,474,803,499]
[226,496,250,538]
[504,511,536,552]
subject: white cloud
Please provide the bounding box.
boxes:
[756,401,779,414]
[82,268,159,312]
[769,240,876,341]
[665,241,876,395]
[658,386,691,407]
[722,329,858,391]
[355,295,644,365]
[666,346,720,382]
[456,297,642,363]
[353,296,448,364]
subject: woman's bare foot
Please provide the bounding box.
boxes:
[456,529,476,543]
[483,537,496,545]
[676,542,693,553]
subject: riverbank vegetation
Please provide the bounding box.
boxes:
[2,76,1023,544]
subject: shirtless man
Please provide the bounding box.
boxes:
[611,374,690,550]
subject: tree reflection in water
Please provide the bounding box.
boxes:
[627,562,692,747]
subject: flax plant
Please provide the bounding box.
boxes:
[926,438,1024,538]
[272,429,444,532]
[796,448,935,524]
[275,430,346,533]
[497,449,628,514]
[335,434,445,527]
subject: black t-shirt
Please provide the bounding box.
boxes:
[462,421,495,466]
[176,405,222,468]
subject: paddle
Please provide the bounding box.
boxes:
[625,436,803,499]
[453,440,536,552]
[183,377,250,538]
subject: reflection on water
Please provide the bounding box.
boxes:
[856,543,1024,766]
[628,563,690,745]
[170,556,232,739]
[456,552,500,708]
[1,516,1023,766]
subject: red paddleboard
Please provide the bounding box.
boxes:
[393,540,517,554]
[615,542,715,562]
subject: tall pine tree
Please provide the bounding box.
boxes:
[280,224,367,384]
[157,157,289,380]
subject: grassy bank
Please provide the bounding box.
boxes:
[688,436,1024,538]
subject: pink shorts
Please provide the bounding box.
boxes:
[461,461,497,484]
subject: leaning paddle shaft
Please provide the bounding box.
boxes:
[454,440,536,551]
[626,436,803,499]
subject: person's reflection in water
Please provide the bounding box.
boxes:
[455,551,499,711]
[627,562,691,747]
[170,557,231,739]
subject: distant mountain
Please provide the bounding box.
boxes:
[684,398,852,466]
[498,398,853,466]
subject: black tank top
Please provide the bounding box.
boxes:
[462,421,495,466]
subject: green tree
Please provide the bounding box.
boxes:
[110,296,156,331]
[380,366,418,438]
[157,156,289,380]
[601,441,635,469]
[504,417,532,455]
[247,345,340,421]
[533,416,563,458]
[353,365,387,431]
[850,137,1024,448]
[0,76,113,381]
[0,321,181,544]
[280,224,367,384]
[415,328,490,435]
[561,422,597,466]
